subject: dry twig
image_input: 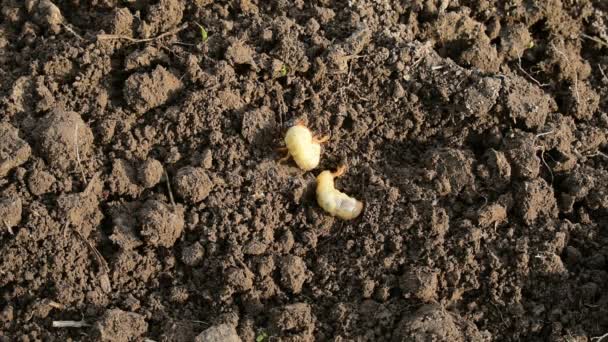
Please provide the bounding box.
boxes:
[71,227,111,293]
[97,23,188,44]
[3,220,13,235]
[52,320,91,328]
[598,64,608,83]
[61,24,85,41]
[164,167,176,208]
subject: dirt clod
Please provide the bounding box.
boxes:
[0,123,31,178]
[270,303,314,339]
[123,65,183,114]
[56,179,103,237]
[485,149,512,188]
[108,159,142,197]
[225,267,254,293]
[93,309,147,342]
[30,0,63,34]
[34,108,93,172]
[2,1,608,341]
[503,131,540,179]
[515,178,558,224]
[225,41,256,67]
[241,106,275,145]
[138,158,164,188]
[477,203,507,227]
[504,75,555,130]
[181,241,205,266]
[124,47,170,71]
[427,148,475,196]
[280,255,307,294]
[173,166,213,203]
[138,200,184,248]
[195,323,241,342]
[0,197,21,231]
[400,267,439,302]
[500,24,533,59]
[105,7,133,36]
[140,0,184,38]
[0,305,13,324]
[27,169,55,195]
[394,304,484,341]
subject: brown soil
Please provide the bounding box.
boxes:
[1,0,608,341]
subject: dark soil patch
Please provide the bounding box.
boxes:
[1,0,608,341]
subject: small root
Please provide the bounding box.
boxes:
[539,148,554,185]
[591,332,608,342]
[599,64,608,83]
[532,130,554,146]
[74,123,87,186]
[517,54,548,87]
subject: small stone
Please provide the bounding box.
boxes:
[393,81,405,99]
[174,166,213,203]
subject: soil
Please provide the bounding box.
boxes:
[0,0,607,341]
